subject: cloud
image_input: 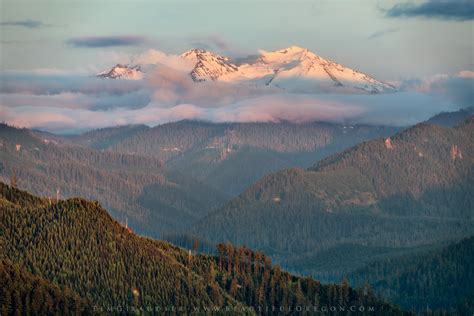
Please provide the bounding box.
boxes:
[0,19,48,28]
[188,35,230,51]
[0,90,150,112]
[186,35,253,57]
[458,70,474,78]
[67,36,148,48]
[145,63,274,107]
[0,72,144,96]
[397,71,474,108]
[206,95,364,124]
[385,0,474,21]
[0,90,455,134]
[0,58,471,133]
[367,28,399,40]
[132,50,195,72]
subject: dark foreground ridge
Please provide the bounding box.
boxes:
[0,183,407,315]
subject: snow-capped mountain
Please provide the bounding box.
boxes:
[96,64,144,80]
[224,46,395,93]
[180,49,238,82]
[97,46,395,93]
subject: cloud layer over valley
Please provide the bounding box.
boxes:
[1,49,472,133]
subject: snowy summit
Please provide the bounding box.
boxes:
[97,46,395,93]
[96,64,144,80]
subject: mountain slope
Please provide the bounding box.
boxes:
[98,46,396,93]
[348,236,474,314]
[191,117,474,283]
[0,123,227,235]
[110,120,398,196]
[426,107,474,127]
[0,183,406,314]
[0,182,241,312]
[96,64,144,80]
[0,260,93,315]
[68,124,150,149]
[310,119,473,217]
[222,46,395,93]
[234,118,473,218]
[181,48,239,82]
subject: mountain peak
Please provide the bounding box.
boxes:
[96,46,395,93]
[277,45,309,53]
[260,46,312,63]
[181,48,230,62]
[96,64,143,80]
[181,49,238,81]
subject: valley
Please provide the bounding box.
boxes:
[1,113,472,314]
[1,1,472,314]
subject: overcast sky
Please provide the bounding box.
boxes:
[1,0,473,80]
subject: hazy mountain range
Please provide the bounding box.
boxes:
[0,120,397,234]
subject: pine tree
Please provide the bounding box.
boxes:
[10,169,17,189]
[193,238,198,255]
[229,278,239,297]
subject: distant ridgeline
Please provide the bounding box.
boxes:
[0,121,398,237]
[0,123,229,236]
[0,183,407,315]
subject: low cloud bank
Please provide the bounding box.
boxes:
[0,51,471,133]
[0,90,458,134]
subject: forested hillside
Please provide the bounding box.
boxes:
[67,124,150,149]
[426,107,474,127]
[108,120,398,195]
[0,123,227,235]
[191,118,474,295]
[0,183,406,315]
[0,260,94,315]
[348,236,474,315]
[0,120,398,236]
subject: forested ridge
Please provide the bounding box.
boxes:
[0,123,227,235]
[109,120,390,156]
[67,124,150,149]
[108,120,398,195]
[311,118,473,216]
[426,107,473,127]
[348,236,474,314]
[0,120,398,235]
[189,118,474,312]
[0,260,94,315]
[0,183,406,315]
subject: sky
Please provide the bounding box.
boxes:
[1,0,473,78]
[0,0,473,133]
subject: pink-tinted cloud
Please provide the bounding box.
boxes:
[133,50,195,72]
[397,71,474,107]
[458,70,474,78]
[145,63,279,107]
[1,63,471,133]
[208,95,363,123]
